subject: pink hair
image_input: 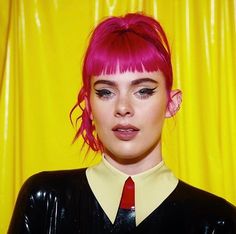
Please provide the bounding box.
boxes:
[70,12,173,151]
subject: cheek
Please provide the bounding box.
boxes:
[90,96,105,119]
[140,100,167,122]
[90,103,112,128]
[147,111,165,130]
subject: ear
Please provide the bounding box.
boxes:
[85,96,93,120]
[165,89,182,118]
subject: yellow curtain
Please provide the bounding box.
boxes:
[0,0,235,232]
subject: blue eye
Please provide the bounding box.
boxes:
[95,89,113,99]
[136,87,157,99]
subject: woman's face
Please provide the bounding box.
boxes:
[89,70,170,164]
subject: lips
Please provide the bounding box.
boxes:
[112,124,139,141]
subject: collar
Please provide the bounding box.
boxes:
[86,156,178,225]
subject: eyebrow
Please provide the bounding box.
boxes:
[93,78,158,87]
[93,80,116,87]
[131,78,158,85]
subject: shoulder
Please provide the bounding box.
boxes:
[8,168,90,233]
[19,168,88,198]
[175,180,235,208]
[171,180,236,228]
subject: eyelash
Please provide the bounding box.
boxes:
[135,87,157,99]
[95,89,113,99]
[95,87,157,100]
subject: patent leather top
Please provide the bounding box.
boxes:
[8,168,236,234]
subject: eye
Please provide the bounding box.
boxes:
[95,89,114,99]
[135,87,157,99]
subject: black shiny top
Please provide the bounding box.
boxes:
[8,168,236,233]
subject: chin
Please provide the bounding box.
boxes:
[104,146,148,164]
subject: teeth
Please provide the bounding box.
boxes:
[117,128,134,132]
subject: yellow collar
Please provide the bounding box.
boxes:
[86,157,178,225]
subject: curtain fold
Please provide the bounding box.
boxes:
[0,0,235,232]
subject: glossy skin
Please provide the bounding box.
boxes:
[89,70,180,175]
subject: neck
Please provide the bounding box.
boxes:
[103,143,163,175]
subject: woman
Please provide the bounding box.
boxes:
[9,13,236,233]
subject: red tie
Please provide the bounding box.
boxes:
[114,177,136,231]
[120,177,135,209]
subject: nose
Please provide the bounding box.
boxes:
[114,94,134,117]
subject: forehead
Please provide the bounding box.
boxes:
[91,70,166,86]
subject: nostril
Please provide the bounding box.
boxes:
[115,111,132,117]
